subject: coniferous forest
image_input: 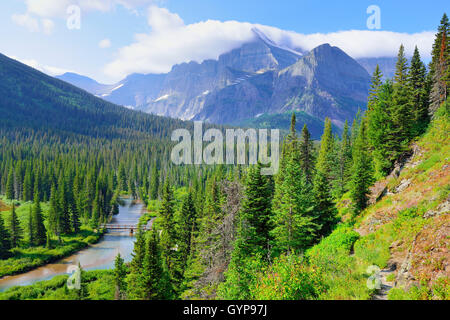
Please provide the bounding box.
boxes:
[0,13,449,302]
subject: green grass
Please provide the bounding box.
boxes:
[0,270,115,300]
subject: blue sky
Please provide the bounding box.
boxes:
[1,0,448,83]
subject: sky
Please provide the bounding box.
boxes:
[1,0,448,84]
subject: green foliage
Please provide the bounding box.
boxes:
[113,253,127,300]
[251,254,325,300]
[218,253,266,300]
[350,119,374,213]
[0,270,115,300]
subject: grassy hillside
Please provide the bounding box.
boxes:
[0,53,187,141]
[307,104,449,300]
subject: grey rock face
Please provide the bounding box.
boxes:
[59,31,371,129]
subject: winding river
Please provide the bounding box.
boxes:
[0,198,145,292]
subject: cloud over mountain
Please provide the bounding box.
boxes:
[104,6,434,81]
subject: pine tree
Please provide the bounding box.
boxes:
[350,119,374,213]
[312,170,337,237]
[48,183,59,236]
[6,167,14,200]
[391,44,413,153]
[0,213,11,258]
[127,230,146,299]
[32,193,46,246]
[9,204,23,248]
[142,230,168,300]
[429,14,449,80]
[271,155,317,253]
[149,165,159,200]
[57,175,71,234]
[335,121,352,198]
[409,46,429,136]
[316,118,336,182]
[368,64,383,111]
[118,162,127,192]
[237,163,273,257]
[299,124,315,184]
[114,253,127,300]
[23,164,33,202]
[368,81,396,175]
[313,119,338,237]
[159,181,178,285]
[430,28,449,114]
[28,206,34,246]
[177,192,197,271]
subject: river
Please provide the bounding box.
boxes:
[0,198,145,292]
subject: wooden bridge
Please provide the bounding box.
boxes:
[102,224,148,235]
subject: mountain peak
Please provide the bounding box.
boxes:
[251,28,303,57]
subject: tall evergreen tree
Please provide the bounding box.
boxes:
[48,183,59,236]
[271,155,317,253]
[368,64,383,111]
[236,163,273,257]
[114,253,127,300]
[391,44,413,152]
[0,213,11,258]
[9,204,23,248]
[368,81,396,175]
[142,230,169,300]
[313,119,338,237]
[430,25,449,114]
[177,192,197,272]
[28,206,34,246]
[316,118,336,184]
[23,164,33,202]
[409,46,430,136]
[350,119,375,213]
[159,181,177,284]
[127,230,146,299]
[6,167,14,200]
[299,124,315,184]
[32,193,46,246]
[335,120,353,198]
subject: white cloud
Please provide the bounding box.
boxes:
[99,38,112,49]
[14,0,157,33]
[104,7,435,81]
[147,6,184,32]
[41,18,55,34]
[11,13,40,32]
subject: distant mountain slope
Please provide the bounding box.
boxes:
[356,57,398,80]
[56,72,113,96]
[0,53,185,140]
[55,30,371,132]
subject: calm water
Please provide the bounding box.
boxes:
[0,198,145,292]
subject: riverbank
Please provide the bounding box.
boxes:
[0,198,147,292]
[0,269,115,300]
[0,227,103,279]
